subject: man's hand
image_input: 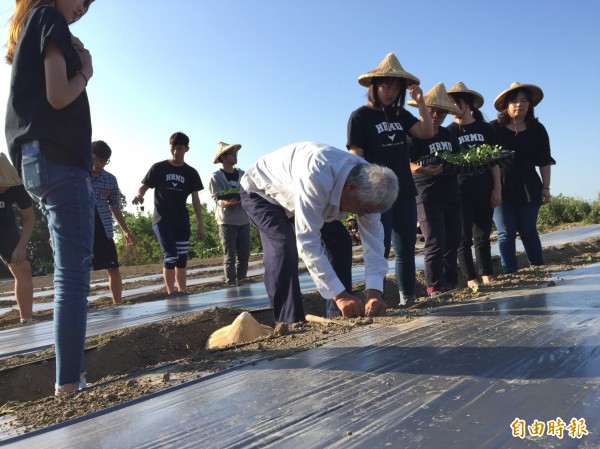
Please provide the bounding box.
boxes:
[219,198,241,208]
[333,291,365,318]
[364,289,386,316]
[365,298,386,316]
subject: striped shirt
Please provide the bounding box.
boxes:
[93,170,121,239]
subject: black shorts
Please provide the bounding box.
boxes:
[92,212,119,271]
[0,223,20,265]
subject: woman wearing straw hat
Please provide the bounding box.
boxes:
[347,52,434,307]
[0,153,35,323]
[447,82,502,289]
[208,142,251,287]
[408,83,462,296]
[490,82,555,273]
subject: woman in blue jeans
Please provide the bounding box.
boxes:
[490,82,555,273]
[5,0,95,395]
[347,52,433,307]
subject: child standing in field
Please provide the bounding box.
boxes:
[132,132,205,295]
[208,142,251,287]
[92,140,134,304]
[5,0,95,395]
[0,153,35,323]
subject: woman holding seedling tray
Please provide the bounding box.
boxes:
[447,82,502,290]
[408,83,462,296]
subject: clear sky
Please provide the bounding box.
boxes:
[0,0,599,213]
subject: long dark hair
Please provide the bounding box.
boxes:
[497,88,539,127]
[6,0,94,64]
[367,77,407,115]
[449,93,484,121]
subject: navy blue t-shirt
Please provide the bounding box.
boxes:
[447,120,500,196]
[0,185,33,227]
[5,6,92,173]
[410,126,461,205]
[142,160,204,229]
[347,106,419,199]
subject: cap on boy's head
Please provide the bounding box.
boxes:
[170,132,190,147]
[92,140,112,159]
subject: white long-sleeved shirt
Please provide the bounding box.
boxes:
[241,142,388,298]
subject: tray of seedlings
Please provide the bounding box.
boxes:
[215,187,241,200]
[417,144,514,175]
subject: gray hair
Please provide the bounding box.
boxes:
[347,163,399,212]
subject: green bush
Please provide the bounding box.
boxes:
[188,203,222,259]
[537,194,593,231]
[584,193,600,224]
[115,209,163,265]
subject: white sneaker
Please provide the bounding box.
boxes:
[399,293,416,307]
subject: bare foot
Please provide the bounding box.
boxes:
[467,279,481,288]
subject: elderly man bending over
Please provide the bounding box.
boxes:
[240,142,398,324]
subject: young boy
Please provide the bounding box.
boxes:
[132,132,204,294]
[0,153,35,322]
[208,142,251,287]
[92,141,134,304]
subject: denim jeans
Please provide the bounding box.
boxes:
[391,196,417,298]
[22,149,94,387]
[493,200,543,273]
[219,223,251,283]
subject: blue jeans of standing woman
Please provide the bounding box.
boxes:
[391,196,417,301]
[493,200,543,273]
[22,149,94,389]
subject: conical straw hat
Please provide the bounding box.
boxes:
[407,82,462,115]
[206,312,273,349]
[494,81,543,111]
[0,153,22,187]
[358,52,420,87]
[447,81,484,109]
[213,141,242,164]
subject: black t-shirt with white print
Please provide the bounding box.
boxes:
[5,6,91,172]
[410,126,461,205]
[141,160,203,229]
[447,120,500,195]
[0,185,32,227]
[347,106,419,199]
